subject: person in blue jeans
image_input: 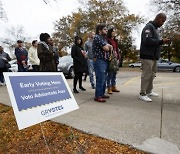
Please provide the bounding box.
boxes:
[84,31,96,89]
[92,24,113,103]
[106,28,120,94]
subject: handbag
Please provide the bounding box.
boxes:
[109,50,119,72]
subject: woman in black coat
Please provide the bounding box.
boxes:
[71,36,87,93]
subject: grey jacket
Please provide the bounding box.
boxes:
[0,51,11,68]
[140,21,163,60]
[84,40,94,59]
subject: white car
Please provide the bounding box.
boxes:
[8,59,32,72]
[57,55,74,78]
[8,59,18,72]
[129,62,141,68]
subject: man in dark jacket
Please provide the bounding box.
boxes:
[139,13,170,102]
[49,38,59,72]
[15,40,28,72]
[0,46,11,85]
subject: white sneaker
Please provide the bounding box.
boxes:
[139,95,152,102]
[0,82,3,86]
[148,92,159,97]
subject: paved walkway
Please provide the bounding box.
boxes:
[0,71,180,154]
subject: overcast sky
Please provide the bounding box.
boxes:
[0,0,151,48]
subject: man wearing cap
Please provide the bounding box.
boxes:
[15,40,28,72]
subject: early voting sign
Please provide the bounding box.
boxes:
[4,72,79,130]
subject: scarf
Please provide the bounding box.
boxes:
[39,41,49,50]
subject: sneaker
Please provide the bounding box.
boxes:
[0,82,3,86]
[139,95,152,102]
[148,92,159,97]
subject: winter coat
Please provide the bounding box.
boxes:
[28,46,40,65]
[15,47,28,65]
[140,21,163,60]
[107,38,120,60]
[71,44,87,73]
[37,43,56,72]
[0,51,11,69]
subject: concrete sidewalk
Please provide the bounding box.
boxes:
[0,71,180,154]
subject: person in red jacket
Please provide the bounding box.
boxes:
[106,28,120,94]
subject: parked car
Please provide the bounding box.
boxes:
[129,59,180,72]
[158,59,180,72]
[57,55,74,78]
[129,62,141,68]
[8,59,33,72]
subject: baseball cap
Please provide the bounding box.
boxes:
[17,40,23,43]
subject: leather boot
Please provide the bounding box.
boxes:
[107,87,113,94]
[112,86,120,92]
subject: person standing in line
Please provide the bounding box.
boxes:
[106,28,120,94]
[28,40,40,72]
[92,24,113,103]
[0,46,11,85]
[49,38,59,72]
[84,31,96,89]
[37,33,56,72]
[15,40,28,72]
[139,13,171,102]
[71,36,87,93]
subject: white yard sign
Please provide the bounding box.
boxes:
[4,72,79,130]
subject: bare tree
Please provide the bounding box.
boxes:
[1,26,30,55]
[0,0,7,21]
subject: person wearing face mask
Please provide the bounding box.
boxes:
[139,13,171,102]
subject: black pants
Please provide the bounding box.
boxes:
[73,72,83,90]
[32,65,39,72]
[0,67,7,83]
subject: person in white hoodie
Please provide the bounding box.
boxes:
[28,40,40,72]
